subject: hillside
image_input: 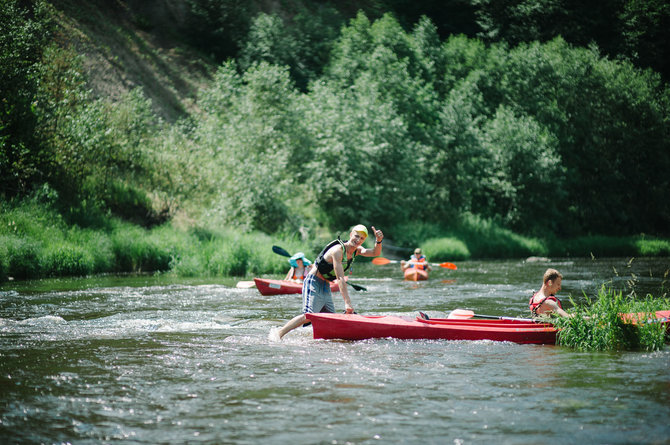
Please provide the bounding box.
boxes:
[50,0,216,121]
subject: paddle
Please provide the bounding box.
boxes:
[372,257,458,270]
[271,245,367,291]
[447,309,535,322]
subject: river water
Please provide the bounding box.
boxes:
[1,257,669,444]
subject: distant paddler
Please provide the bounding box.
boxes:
[401,248,432,273]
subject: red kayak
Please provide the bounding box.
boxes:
[404,267,429,281]
[306,313,557,344]
[254,277,345,296]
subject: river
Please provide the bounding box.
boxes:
[1,257,669,444]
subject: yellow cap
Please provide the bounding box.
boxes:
[351,224,368,239]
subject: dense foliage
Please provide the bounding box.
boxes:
[2,0,670,281]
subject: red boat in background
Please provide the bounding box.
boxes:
[306,313,557,344]
[254,277,345,296]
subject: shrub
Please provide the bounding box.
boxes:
[40,242,94,277]
[455,213,547,258]
[2,236,41,279]
[636,238,670,257]
[422,237,470,261]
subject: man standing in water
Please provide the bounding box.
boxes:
[271,224,384,340]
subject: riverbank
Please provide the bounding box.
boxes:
[1,201,669,283]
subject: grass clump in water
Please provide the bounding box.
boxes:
[554,286,669,351]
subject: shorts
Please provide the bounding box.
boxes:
[302,273,335,314]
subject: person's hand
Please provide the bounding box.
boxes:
[345,304,355,314]
[371,225,383,243]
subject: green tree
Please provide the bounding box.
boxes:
[239,8,343,91]
[478,106,564,233]
[490,38,670,235]
[0,0,50,197]
[194,61,309,233]
[182,0,254,61]
[303,79,418,229]
[620,0,670,80]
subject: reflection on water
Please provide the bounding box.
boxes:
[1,257,669,444]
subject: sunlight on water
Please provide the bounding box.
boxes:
[1,257,669,444]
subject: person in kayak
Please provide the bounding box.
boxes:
[272,224,384,340]
[529,268,571,317]
[283,252,313,283]
[400,248,432,272]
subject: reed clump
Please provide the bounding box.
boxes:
[554,286,669,351]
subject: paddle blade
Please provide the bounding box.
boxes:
[235,281,256,289]
[447,309,475,319]
[439,262,457,270]
[348,282,367,291]
[272,245,291,257]
[372,257,392,265]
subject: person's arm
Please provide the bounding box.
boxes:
[359,225,384,257]
[543,299,572,317]
[331,245,354,314]
[284,267,294,281]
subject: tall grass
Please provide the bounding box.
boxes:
[553,286,669,351]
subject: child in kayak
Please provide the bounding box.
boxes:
[529,268,571,317]
[271,224,384,340]
[283,252,313,283]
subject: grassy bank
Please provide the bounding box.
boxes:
[396,216,670,262]
[0,200,301,282]
[2,201,670,283]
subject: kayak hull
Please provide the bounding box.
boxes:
[306,313,557,344]
[254,277,342,296]
[404,267,429,281]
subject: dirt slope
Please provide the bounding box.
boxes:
[50,0,216,121]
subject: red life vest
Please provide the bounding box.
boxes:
[529,292,563,316]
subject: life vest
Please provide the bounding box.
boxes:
[407,254,427,270]
[315,238,357,282]
[529,292,563,316]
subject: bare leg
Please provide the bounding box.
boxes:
[278,313,308,339]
